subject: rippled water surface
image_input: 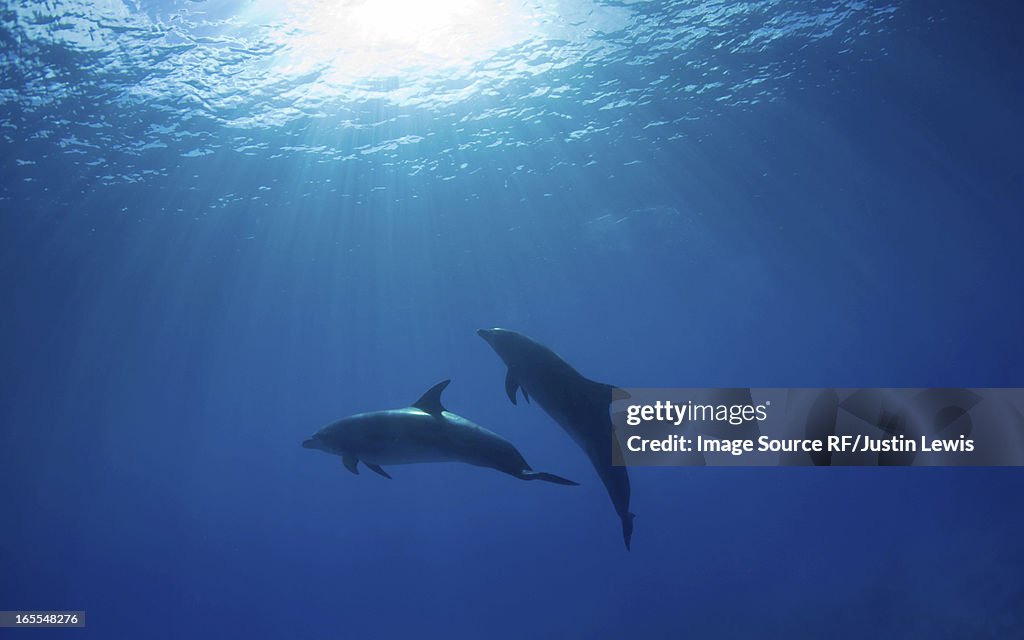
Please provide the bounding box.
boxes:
[3,0,898,187]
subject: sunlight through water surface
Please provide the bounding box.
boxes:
[0,0,900,187]
[248,0,538,83]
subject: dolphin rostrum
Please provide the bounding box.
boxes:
[302,379,578,486]
[477,328,635,549]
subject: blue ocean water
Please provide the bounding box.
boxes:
[2,0,1023,637]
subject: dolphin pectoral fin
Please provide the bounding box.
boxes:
[504,369,520,405]
[342,453,359,475]
[518,470,579,486]
[365,463,392,479]
[413,380,451,416]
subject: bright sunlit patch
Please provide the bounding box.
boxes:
[350,0,476,44]
[252,0,535,85]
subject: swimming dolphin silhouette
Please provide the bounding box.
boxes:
[302,379,577,486]
[477,328,635,549]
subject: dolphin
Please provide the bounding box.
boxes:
[302,379,577,486]
[477,328,635,549]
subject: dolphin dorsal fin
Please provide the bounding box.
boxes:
[412,379,451,416]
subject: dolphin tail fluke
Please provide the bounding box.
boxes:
[621,512,635,550]
[519,470,579,486]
